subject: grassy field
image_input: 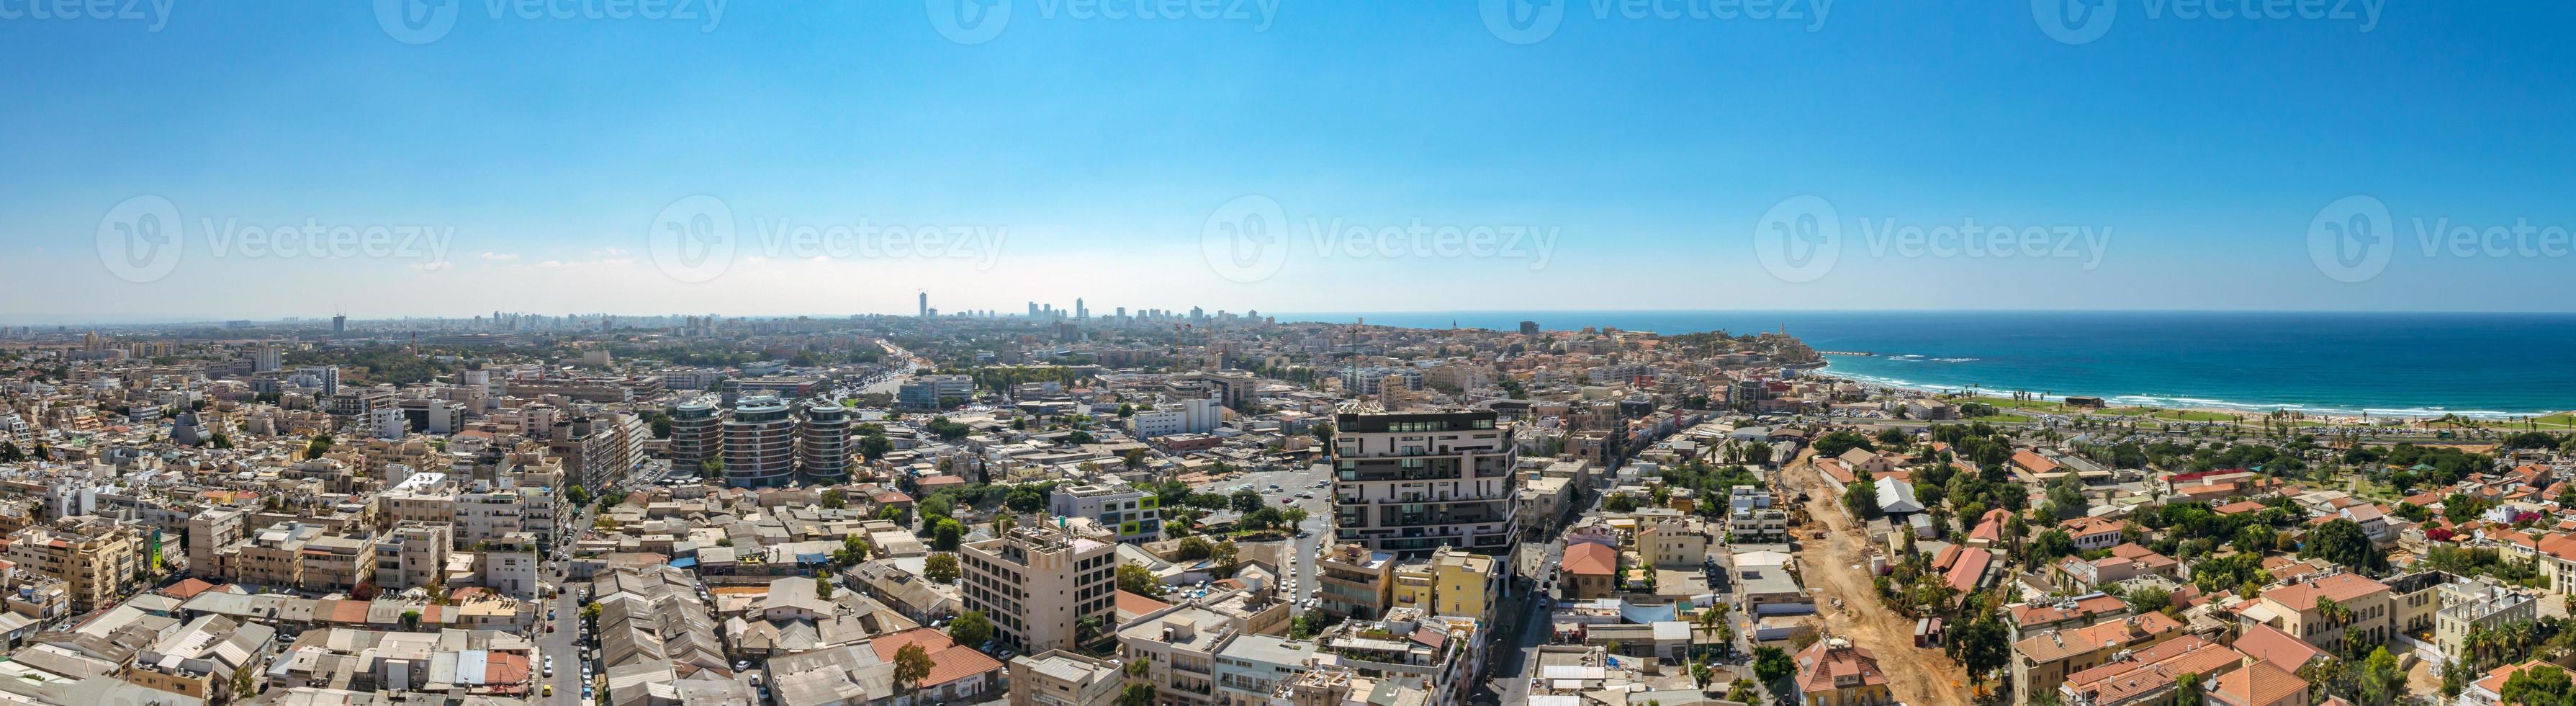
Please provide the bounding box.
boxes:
[2154,410,2240,422]
[1965,411,2036,423]
[2469,413,2576,429]
[1957,395,2073,412]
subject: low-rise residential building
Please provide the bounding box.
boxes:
[1316,543,1395,620]
[1009,650,1123,706]
[1791,638,1893,706]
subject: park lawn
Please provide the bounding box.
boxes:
[2473,414,2576,429]
[1970,396,2071,411]
[2151,410,2238,422]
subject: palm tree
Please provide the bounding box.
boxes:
[2316,597,2353,632]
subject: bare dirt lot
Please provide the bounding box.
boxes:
[1778,453,1973,706]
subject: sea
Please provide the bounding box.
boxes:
[1269,310,2576,419]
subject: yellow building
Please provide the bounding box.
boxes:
[1639,517,1712,569]
[1432,548,1500,623]
[2240,572,2393,653]
[0,517,141,610]
[1390,560,1436,613]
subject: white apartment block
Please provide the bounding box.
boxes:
[1132,397,1222,438]
[1330,409,1520,556]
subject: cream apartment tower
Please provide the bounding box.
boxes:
[960,524,1120,652]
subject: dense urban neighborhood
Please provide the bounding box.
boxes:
[0,308,2568,706]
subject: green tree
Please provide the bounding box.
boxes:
[2356,646,2407,706]
[932,518,965,551]
[2027,529,2076,566]
[2123,586,2172,615]
[1956,614,2012,688]
[1230,488,1264,514]
[1842,475,1883,520]
[1812,431,1875,457]
[1007,484,1048,513]
[857,432,893,461]
[2173,672,2202,706]
[950,610,994,647]
[816,573,834,600]
[820,488,846,509]
[1118,683,1157,706]
[924,552,961,584]
[892,643,936,701]
[2302,518,2384,573]
[1752,646,1795,685]
[1726,679,1761,705]
[304,434,333,460]
[1117,563,1166,598]
[2500,665,2574,706]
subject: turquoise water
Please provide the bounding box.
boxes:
[1275,310,2576,418]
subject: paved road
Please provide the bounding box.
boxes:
[539,589,580,705]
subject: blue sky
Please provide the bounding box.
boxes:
[4,1,2574,322]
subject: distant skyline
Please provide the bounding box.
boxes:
[7,3,2576,321]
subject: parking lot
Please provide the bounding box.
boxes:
[1193,463,1334,612]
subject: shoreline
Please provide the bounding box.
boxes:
[1807,364,2570,426]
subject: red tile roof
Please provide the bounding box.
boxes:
[869,627,1005,688]
[2213,661,2307,706]
[2232,622,2325,674]
[1945,548,1992,594]
[1563,542,1618,577]
[1794,640,1886,694]
[1115,590,1173,619]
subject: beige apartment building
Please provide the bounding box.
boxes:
[1007,650,1122,706]
[1,516,143,610]
[1315,543,1395,620]
[230,522,327,589]
[2240,571,2393,653]
[374,522,452,591]
[184,506,245,579]
[297,533,376,593]
[960,524,1119,652]
[1119,607,1237,706]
